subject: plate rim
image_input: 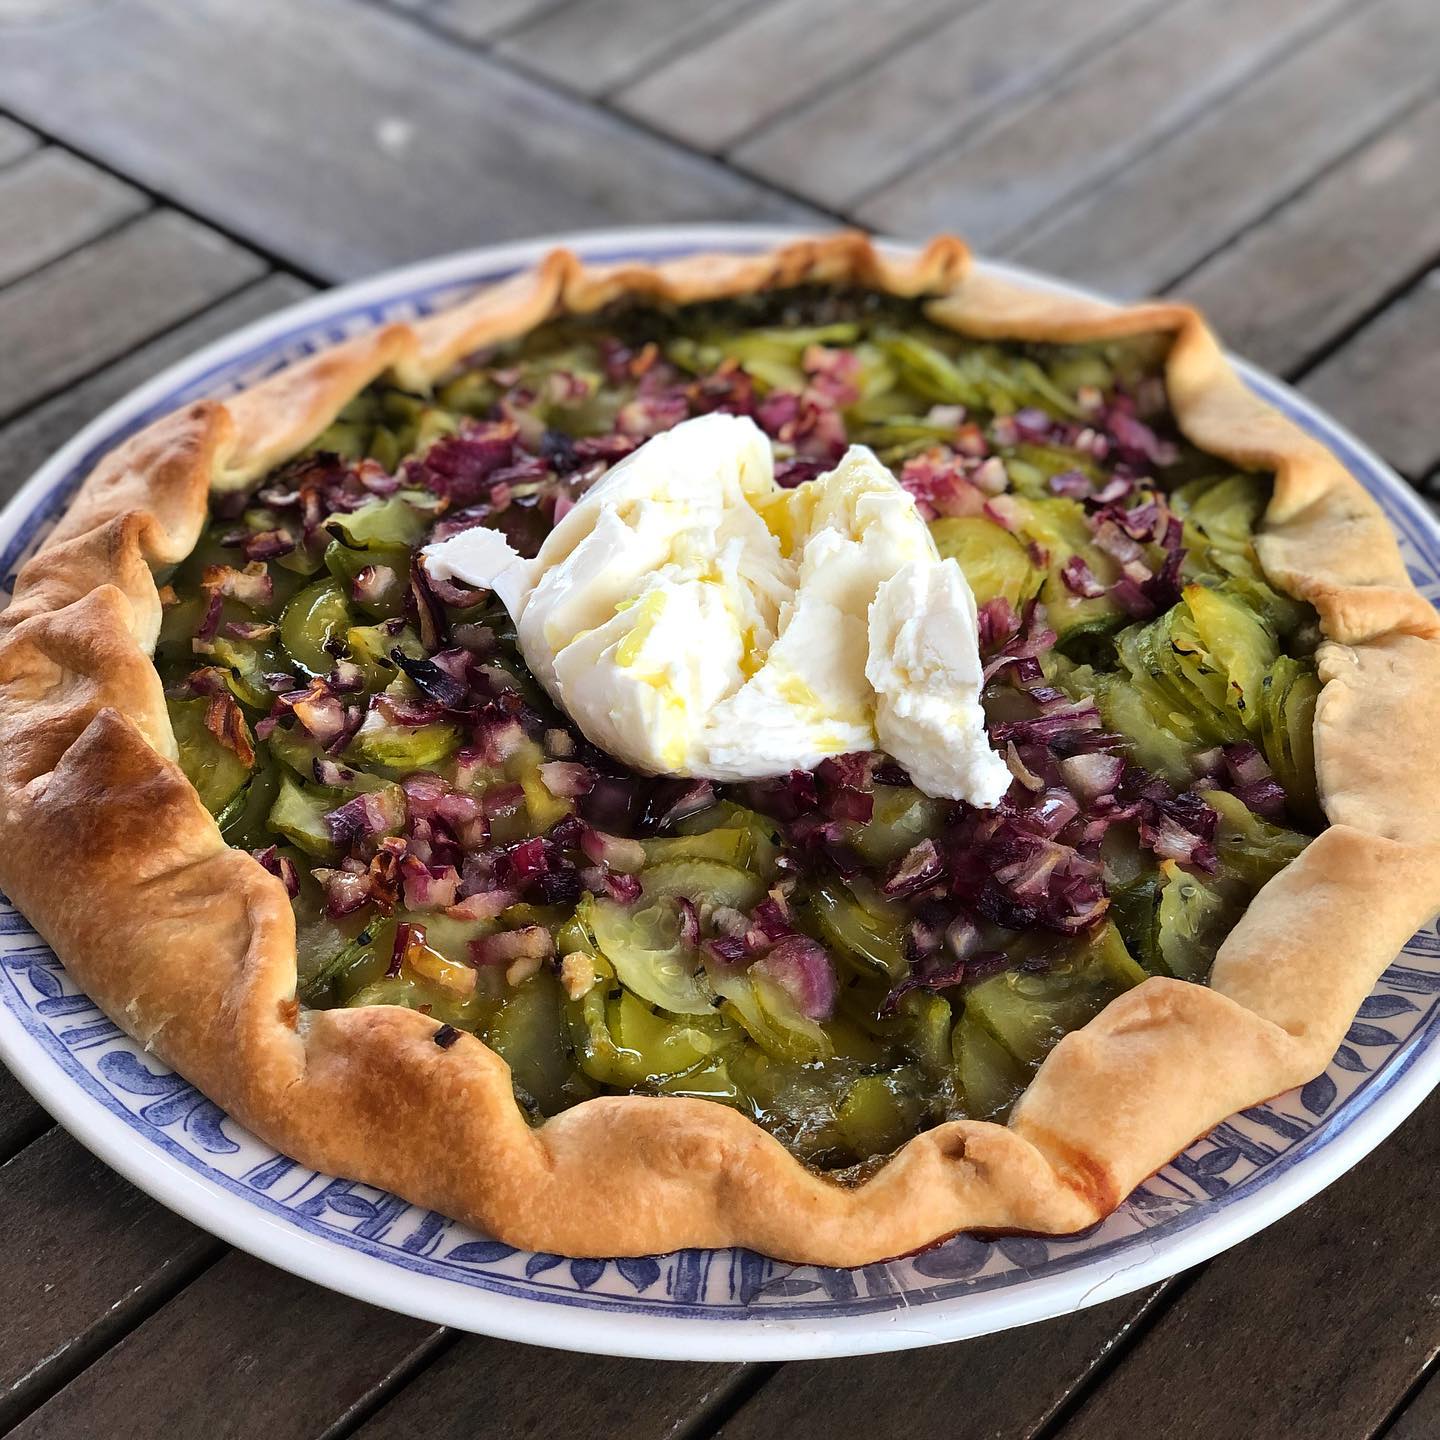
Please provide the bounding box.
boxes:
[0,222,1436,1361]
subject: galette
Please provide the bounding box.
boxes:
[3,233,1437,1264]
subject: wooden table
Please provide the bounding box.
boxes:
[0,1,1436,1434]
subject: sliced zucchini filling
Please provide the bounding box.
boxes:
[153,287,1322,1173]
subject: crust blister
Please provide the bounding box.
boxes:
[2,232,1438,1265]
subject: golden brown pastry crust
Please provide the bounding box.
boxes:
[3,232,1438,1265]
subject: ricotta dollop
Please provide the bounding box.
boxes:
[423,413,1009,806]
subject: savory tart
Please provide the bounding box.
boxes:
[3,233,1437,1265]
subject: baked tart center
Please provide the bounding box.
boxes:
[154,287,1322,1172]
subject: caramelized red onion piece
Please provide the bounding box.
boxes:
[578,826,645,875]
[883,839,946,899]
[539,761,595,799]
[470,925,554,968]
[752,935,838,1021]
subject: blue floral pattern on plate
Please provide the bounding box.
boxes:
[1,235,1437,1331]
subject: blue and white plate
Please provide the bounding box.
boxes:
[0,227,1436,1361]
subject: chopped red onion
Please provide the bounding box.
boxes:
[203,562,273,609]
[470,925,554,968]
[325,787,406,850]
[579,826,645,875]
[400,857,461,912]
[222,619,277,642]
[1058,752,1125,801]
[539,760,594,799]
[242,529,296,562]
[753,935,838,1021]
[314,866,372,918]
[1060,554,1107,599]
[446,889,519,921]
[203,692,255,766]
[1003,741,1044,793]
[312,757,357,788]
[351,564,398,607]
[252,845,301,898]
[883,839,946,899]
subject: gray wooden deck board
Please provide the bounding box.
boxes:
[856,0,1356,247]
[0,274,313,510]
[0,5,1436,1436]
[1301,270,1440,480]
[498,0,768,97]
[1052,1101,1440,1440]
[0,148,147,290]
[0,117,38,171]
[731,0,1166,210]
[384,0,574,44]
[7,1252,442,1440]
[0,210,264,424]
[352,1338,754,1440]
[714,1285,1171,1440]
[0,0,817,285]
[615,0,968,153]
[1009,0,1440,298]
[0,1131,220,1433]
[1178,91,1440,376]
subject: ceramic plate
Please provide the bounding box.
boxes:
[1,226,1437,1362]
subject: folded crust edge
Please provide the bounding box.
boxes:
[1,230,1436,1264]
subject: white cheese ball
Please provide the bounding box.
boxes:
[423,413,1006,805]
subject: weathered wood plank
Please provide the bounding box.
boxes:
[0,272,312,509]
[715,1286,1170,1440]
[616,0,966,153]
[0,0,815,284]
[0,117,38,170]
[732,0,1164,210]
[0,1067,48,1161]
[1052,1097,1440,1440]
[0,210,264,424]
[0,1129,220,1433]
[1387,1364,1440,1439]
[858,0,1353,247]
[354,1337,753,1440]
[1301,270,1440,480]
[1011,0,1440,297]
[498,0,765,97]
[9,1251,441,1440]
[1177,93,1440,376]
[0,147,147,289]
[385,0,571,44]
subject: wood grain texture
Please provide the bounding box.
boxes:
[857,0,1353,246]
[354,1338,752,1440]
[8,1252,442,1440]
[1053,1097,1440,1440]
[1011,0,1440,297]
[1301,271,1440,480]
[385,0,572,44]
[0,273,312,510]
[0,210,264,424]
[716,1286,1171,1440]
[0,147,147,289]
[0,1067,48,1161]
[0,6,1432,1430]
[1178,92,1440,376]
[732,0,1164,210]
[0,1129,219,1433]
[0,117,39,171]
[615,0,967,152]
[0,0,815,284]
[498,0,766,97]
[1387,1363,1440,1440]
